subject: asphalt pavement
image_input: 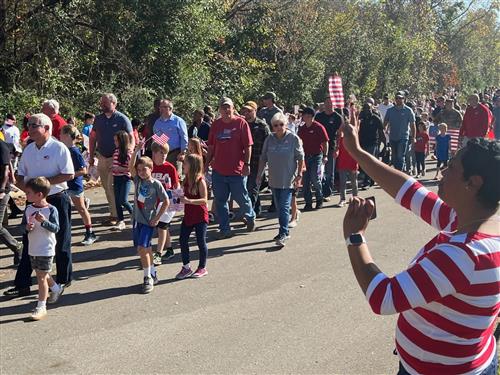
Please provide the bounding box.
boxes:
[1,178,442,374]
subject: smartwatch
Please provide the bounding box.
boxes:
[345,233,366,246]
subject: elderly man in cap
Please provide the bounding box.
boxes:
[206,97,256,239]
[383,92,416,171]
[258,91,282,127]
[241,101,270,216]
[297,107,329,211]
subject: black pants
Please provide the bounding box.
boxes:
[14,191,72,288]
[0,193,19,252]
[179,222,208,269]
[415,152,426,174]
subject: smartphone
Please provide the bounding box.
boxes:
[366,196,377,220]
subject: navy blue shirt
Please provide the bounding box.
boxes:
[68,146,86,193]
[188,121,211,141]
[94,111,133,158]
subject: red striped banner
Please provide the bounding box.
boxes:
[328,75,344,109]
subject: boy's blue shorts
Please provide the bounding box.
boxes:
[133,222,154,248]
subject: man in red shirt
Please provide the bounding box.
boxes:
[459,94,493,147]
[206,97,256,239]
[41,99,67,140]
[298,107,329,211]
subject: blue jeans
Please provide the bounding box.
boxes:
[322,150,336,197]
[303,154,323,205]
[390,139,409,171]
[179,222,208,269]
[212,171,255,233]
[113,175,133,221]
[272,188,293,236]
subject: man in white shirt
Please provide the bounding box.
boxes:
[4,113,75,298]
[377,94,393,122]
[2,114,21,168]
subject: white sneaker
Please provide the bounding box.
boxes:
[336,200,346,207]
[30,306,47,321]
[47,285,64,304]
[288,219,298,228]
[112,221,126,231]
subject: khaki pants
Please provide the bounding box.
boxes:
[97,155,117,218]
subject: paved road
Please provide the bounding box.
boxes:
[1,179,441,374]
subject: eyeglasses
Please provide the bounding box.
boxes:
[28,123,44,128]
[272,123,285,128]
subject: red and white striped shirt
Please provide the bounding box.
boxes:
[366,178,500,375]
[112,148,132,177]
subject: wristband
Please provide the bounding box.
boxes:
[345,233,366,246]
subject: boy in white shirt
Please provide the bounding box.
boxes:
[23,177,63,320]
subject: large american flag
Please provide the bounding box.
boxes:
[328,75,345,109]
[430,128,460,153]
[152,131,169,146]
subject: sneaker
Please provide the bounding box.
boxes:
[288,219,298,228]
[151,272,159,285]
[323,196,331,202]
[3,287,30,298]
[273,233,290,241]
[315,200,323,210]
[302,204,314,212]
[246,219,256,232]
[84,197,91,209]
[175,267,193,280]
[102,217,118,226]
[191,268,208,278]
[47,285,64,304]
[152,252,162,266]
[336,200,346,207]
[142,277,154,294]
[275,233,289,247]
[30,306,47,321]
[215,230,233,240]
[162,247,174,260]
[81,232,97,246]
[112,221,126,231]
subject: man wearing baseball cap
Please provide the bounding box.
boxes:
[383,92,416,171]
[258,91,282,128]
[241,101,269,216]
[206,97,256,238]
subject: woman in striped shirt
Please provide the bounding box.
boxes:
[340,115,500,375]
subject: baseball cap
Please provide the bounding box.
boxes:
[262,92,276,101]
[395,91,405,99]
[242,101,258,111]
[301,107,315,116]
[383,93,389,99]
[219,97,234,107]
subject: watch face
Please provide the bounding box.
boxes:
[349,233,364,245]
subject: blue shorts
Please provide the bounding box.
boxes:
[133,222,154,248]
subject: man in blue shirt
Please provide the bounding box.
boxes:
[153,98,188,174]
[383,92,416,171]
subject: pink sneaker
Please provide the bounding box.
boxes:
[175,267,193,280]
[192,268,208,278]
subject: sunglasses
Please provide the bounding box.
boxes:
[272,123,285,128]
[28,123,44,128]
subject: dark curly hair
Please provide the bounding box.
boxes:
[461,138,500,210]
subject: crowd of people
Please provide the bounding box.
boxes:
[1,87,499,374]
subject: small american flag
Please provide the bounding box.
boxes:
[328,75,345,109]
[152,132,169,146]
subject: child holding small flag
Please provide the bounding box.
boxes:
[112,130,134,231]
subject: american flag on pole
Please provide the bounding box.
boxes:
[328,75,345,109]
[152,131,169,146]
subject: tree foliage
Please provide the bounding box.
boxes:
[0,0,498,120]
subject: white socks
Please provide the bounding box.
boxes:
[183,263,191,270]
[144,265,156,278]
[37,300,46,309]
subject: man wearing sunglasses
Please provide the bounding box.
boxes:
[4,113,74,298]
